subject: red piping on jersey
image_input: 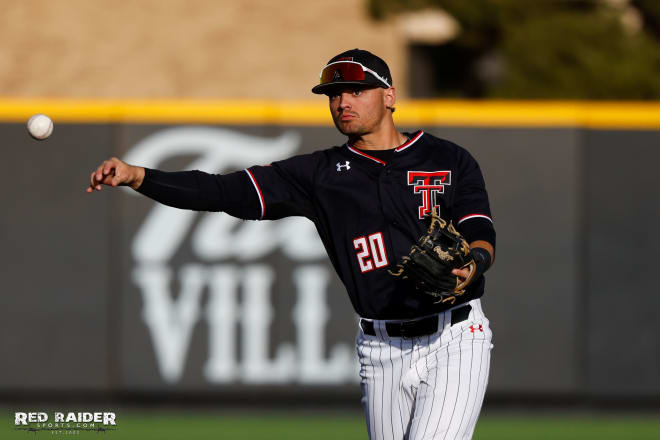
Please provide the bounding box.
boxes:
[345,130,424,164]
[244,169,266,219]
[458,214,493,225]
[394,130,424,152]
[346,145,387,165]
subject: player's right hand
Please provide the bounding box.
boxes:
[87,157,145,193]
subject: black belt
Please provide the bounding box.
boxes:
[360,305,472,338]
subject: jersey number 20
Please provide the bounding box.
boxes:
[353,232,389,273]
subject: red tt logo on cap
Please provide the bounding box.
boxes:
[407,171,451,218]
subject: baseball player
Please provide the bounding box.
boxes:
[87,49,495,440]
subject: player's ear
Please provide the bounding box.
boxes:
[383,87,396,112]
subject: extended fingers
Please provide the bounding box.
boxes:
[103,158,117,176]
[95,158,118,180]
[95,163,106,182]
[88,171,101,192]
[88,158,120,192]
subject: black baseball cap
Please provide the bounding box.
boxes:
[311,49,393,95]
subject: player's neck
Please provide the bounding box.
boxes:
[349,121,407,151]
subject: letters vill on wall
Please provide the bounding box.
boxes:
[118,126,360,387]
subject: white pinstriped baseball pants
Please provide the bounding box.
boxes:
[356,299,493,440]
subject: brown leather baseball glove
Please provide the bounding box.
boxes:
[389,210,477,304]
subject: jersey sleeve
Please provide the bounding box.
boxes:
[451,148,496,248]
[245,152,317,221]
[136,168,262,219]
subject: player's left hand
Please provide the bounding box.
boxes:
[453,244,493,284]
[452,267,471,282]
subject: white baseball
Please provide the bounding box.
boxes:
[27,114,54,140]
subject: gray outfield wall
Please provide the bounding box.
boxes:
[1,122,658,401]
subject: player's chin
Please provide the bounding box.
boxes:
[334,120,363,136]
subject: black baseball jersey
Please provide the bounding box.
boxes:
[138,130,495,320]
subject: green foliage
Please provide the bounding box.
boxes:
[368,0,660,99]
[632,0,660,37]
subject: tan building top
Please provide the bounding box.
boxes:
[0,0,414,99]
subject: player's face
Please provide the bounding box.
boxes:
[327,86,390,136]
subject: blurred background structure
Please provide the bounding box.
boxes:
[1,1,659,439]
[2,0,660,100]
[370,0,660,99]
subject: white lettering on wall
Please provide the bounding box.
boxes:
[126,127,358,385]
[134,264,205,383]
[293,265,356,383]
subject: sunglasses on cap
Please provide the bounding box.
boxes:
[319,61,391,89]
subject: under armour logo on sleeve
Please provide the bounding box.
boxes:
[336,161,351,172]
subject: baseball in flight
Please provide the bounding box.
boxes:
[27,114,54,140]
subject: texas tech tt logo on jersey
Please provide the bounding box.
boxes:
[407,171,451,218]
